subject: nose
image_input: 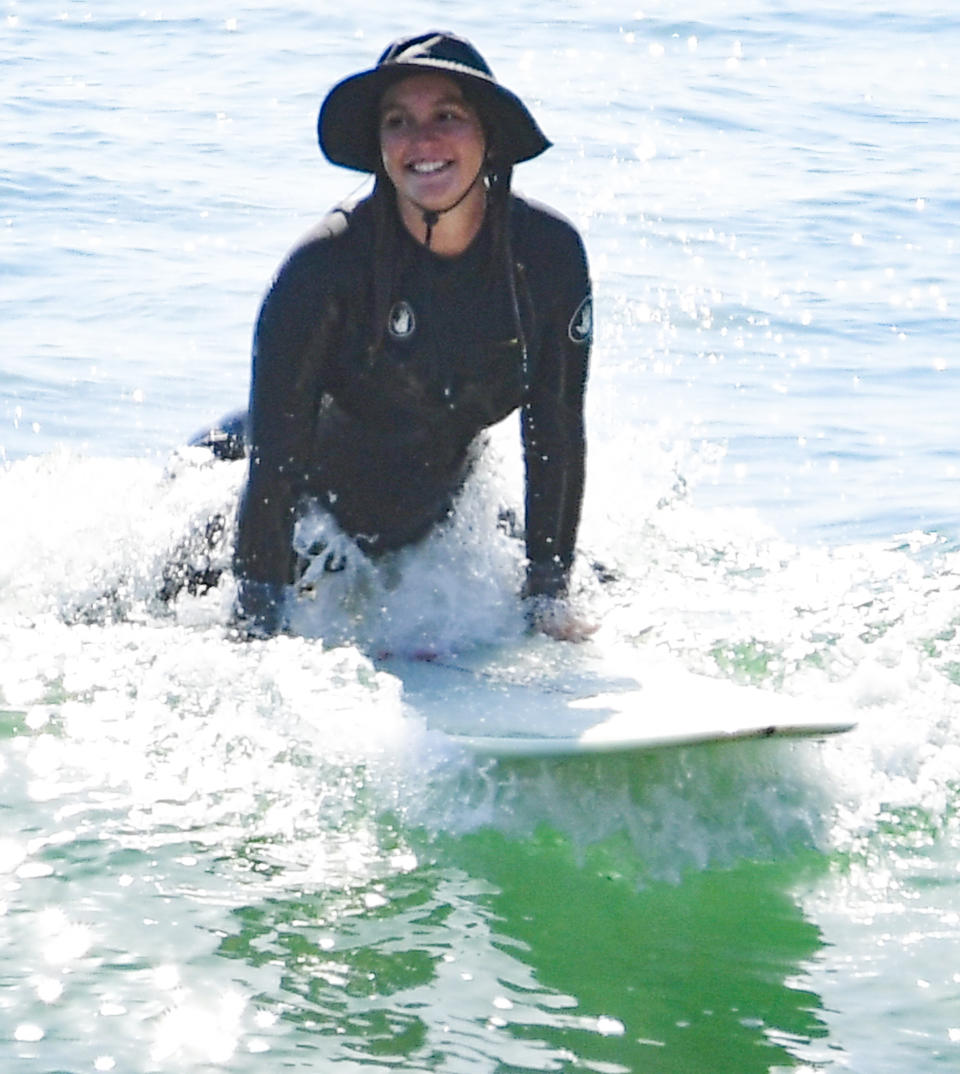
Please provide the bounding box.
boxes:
[399,117,445,145]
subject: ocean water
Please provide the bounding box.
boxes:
[3,1,960,1071]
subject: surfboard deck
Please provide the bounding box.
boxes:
[382,638,856,759]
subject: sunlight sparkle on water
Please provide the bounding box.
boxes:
[37,908,94,965]
[151,987,248,1066]
[33,975,63,1003]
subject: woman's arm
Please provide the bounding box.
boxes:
[232,226,346,636]
[520,215,592,609]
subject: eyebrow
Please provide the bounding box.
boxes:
[379,92,469,113]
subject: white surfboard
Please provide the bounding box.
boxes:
[385,639,856,759]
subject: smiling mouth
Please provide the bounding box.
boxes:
[408,160,451,175]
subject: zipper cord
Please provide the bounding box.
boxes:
[414,161,486,249]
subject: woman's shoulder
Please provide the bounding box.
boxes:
[509,193,587,267]
[282,195,375,270]
[510,192,583,242]
[258,196,376,315]
[509,192,589,285]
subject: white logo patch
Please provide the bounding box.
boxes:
[388,299,416,340]
[568,295,593,344]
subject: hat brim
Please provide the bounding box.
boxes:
[318,62,551,173]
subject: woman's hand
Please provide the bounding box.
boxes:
[525,596,598,643]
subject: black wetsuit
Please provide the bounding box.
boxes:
[234,191,592,631]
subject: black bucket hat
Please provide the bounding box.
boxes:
[318,31,551,173]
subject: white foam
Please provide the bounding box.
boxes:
[1,443,958,881]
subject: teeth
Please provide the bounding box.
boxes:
[411,161,447,174]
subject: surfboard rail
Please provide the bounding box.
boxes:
[381,641,858,761]
[447,709,855,759]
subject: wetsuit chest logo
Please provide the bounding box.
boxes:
[568,295,593,344]
[388,300,416,340]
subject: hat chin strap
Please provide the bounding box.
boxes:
[415,162,487,249]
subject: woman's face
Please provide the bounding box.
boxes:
[379,73,487,219]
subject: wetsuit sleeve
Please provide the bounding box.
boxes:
[520,223,592,600]
[233,237,342,632]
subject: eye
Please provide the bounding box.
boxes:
[437,105,470,125]
[379,111,407,133]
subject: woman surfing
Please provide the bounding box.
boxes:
[217,32,593,641]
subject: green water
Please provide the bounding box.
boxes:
[428,832,829,1073]
[2,828,828,1071]
[4,584,960,1072]
[4,674,960,1074]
